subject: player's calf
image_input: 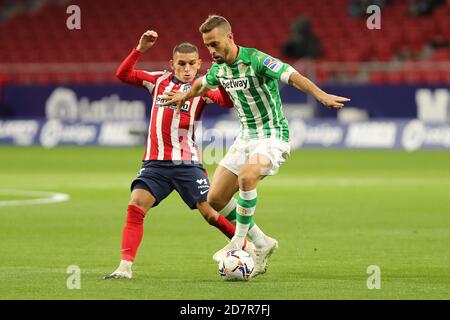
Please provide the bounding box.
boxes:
[106,189,154,280]
[197,201,235,239]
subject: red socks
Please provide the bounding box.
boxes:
[121,205,146,262]
[212,215,236,239]
[121,205,235,261]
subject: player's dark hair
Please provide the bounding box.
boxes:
[199,15,232,33]
[173,42,198,56]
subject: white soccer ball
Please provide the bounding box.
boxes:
[218,249,254,281]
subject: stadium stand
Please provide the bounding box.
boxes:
[0,0,448,84]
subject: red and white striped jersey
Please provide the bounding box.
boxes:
[116,48,233,162]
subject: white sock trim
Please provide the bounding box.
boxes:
[120,260,133,267]
[239,189,257,200]
[219,197,237,216]
[235,223,250,238]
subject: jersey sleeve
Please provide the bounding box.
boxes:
[201,63,221,89]
[116,48,164,91]
[253,50,296,84]
[202,85,234,108]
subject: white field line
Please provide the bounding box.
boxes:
[0,190,70,207]
[263,177,450,187]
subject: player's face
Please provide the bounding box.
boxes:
[171,52,202,83]
[203,27,232,64]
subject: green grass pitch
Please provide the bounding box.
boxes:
[0,147,449,299]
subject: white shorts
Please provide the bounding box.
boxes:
[219,137,291,176]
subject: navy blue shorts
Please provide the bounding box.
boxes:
[131,161,210,210]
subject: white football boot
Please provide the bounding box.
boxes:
[213,239,256,264]
[103,260,133,280]
[252,236,278,277]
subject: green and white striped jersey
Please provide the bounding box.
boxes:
[202,46,296,142]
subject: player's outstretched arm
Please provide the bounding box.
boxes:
[163,76,209,111]
[289,72,350,109]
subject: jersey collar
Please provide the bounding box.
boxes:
[229,46,251,66]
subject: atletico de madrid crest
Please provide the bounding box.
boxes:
[180,83,192,92]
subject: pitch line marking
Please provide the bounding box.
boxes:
[0,190,70,207]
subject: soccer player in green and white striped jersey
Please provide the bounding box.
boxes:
[164,15,350,277]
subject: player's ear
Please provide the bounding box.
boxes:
[169,59,174,71]
[228,32,234,41]
[197,58,202,69]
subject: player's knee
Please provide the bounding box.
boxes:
[238,171,258,189]
[129,188,155,213]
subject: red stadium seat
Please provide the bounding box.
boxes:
[423,71,447,84]
[405,71,426,84]
[369,71,387,84]
[0,0,448,84]
[385,71,406,84]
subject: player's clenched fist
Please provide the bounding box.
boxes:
[136,30,158,52]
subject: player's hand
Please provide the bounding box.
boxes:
[136,30,158,52]
[163,91,188,114]
[319,93,350,110]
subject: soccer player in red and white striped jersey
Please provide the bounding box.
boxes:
[105,30,254,279]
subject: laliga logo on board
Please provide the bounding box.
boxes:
[45,87,146,122]
[40,120,97,148]
[401,120,427,152]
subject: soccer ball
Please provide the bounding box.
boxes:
[218,249,254,281]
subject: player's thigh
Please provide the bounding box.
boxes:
[129,188,156,213]
[171,165,210,210]
[130,163,175,212]
[208,165,239,211]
